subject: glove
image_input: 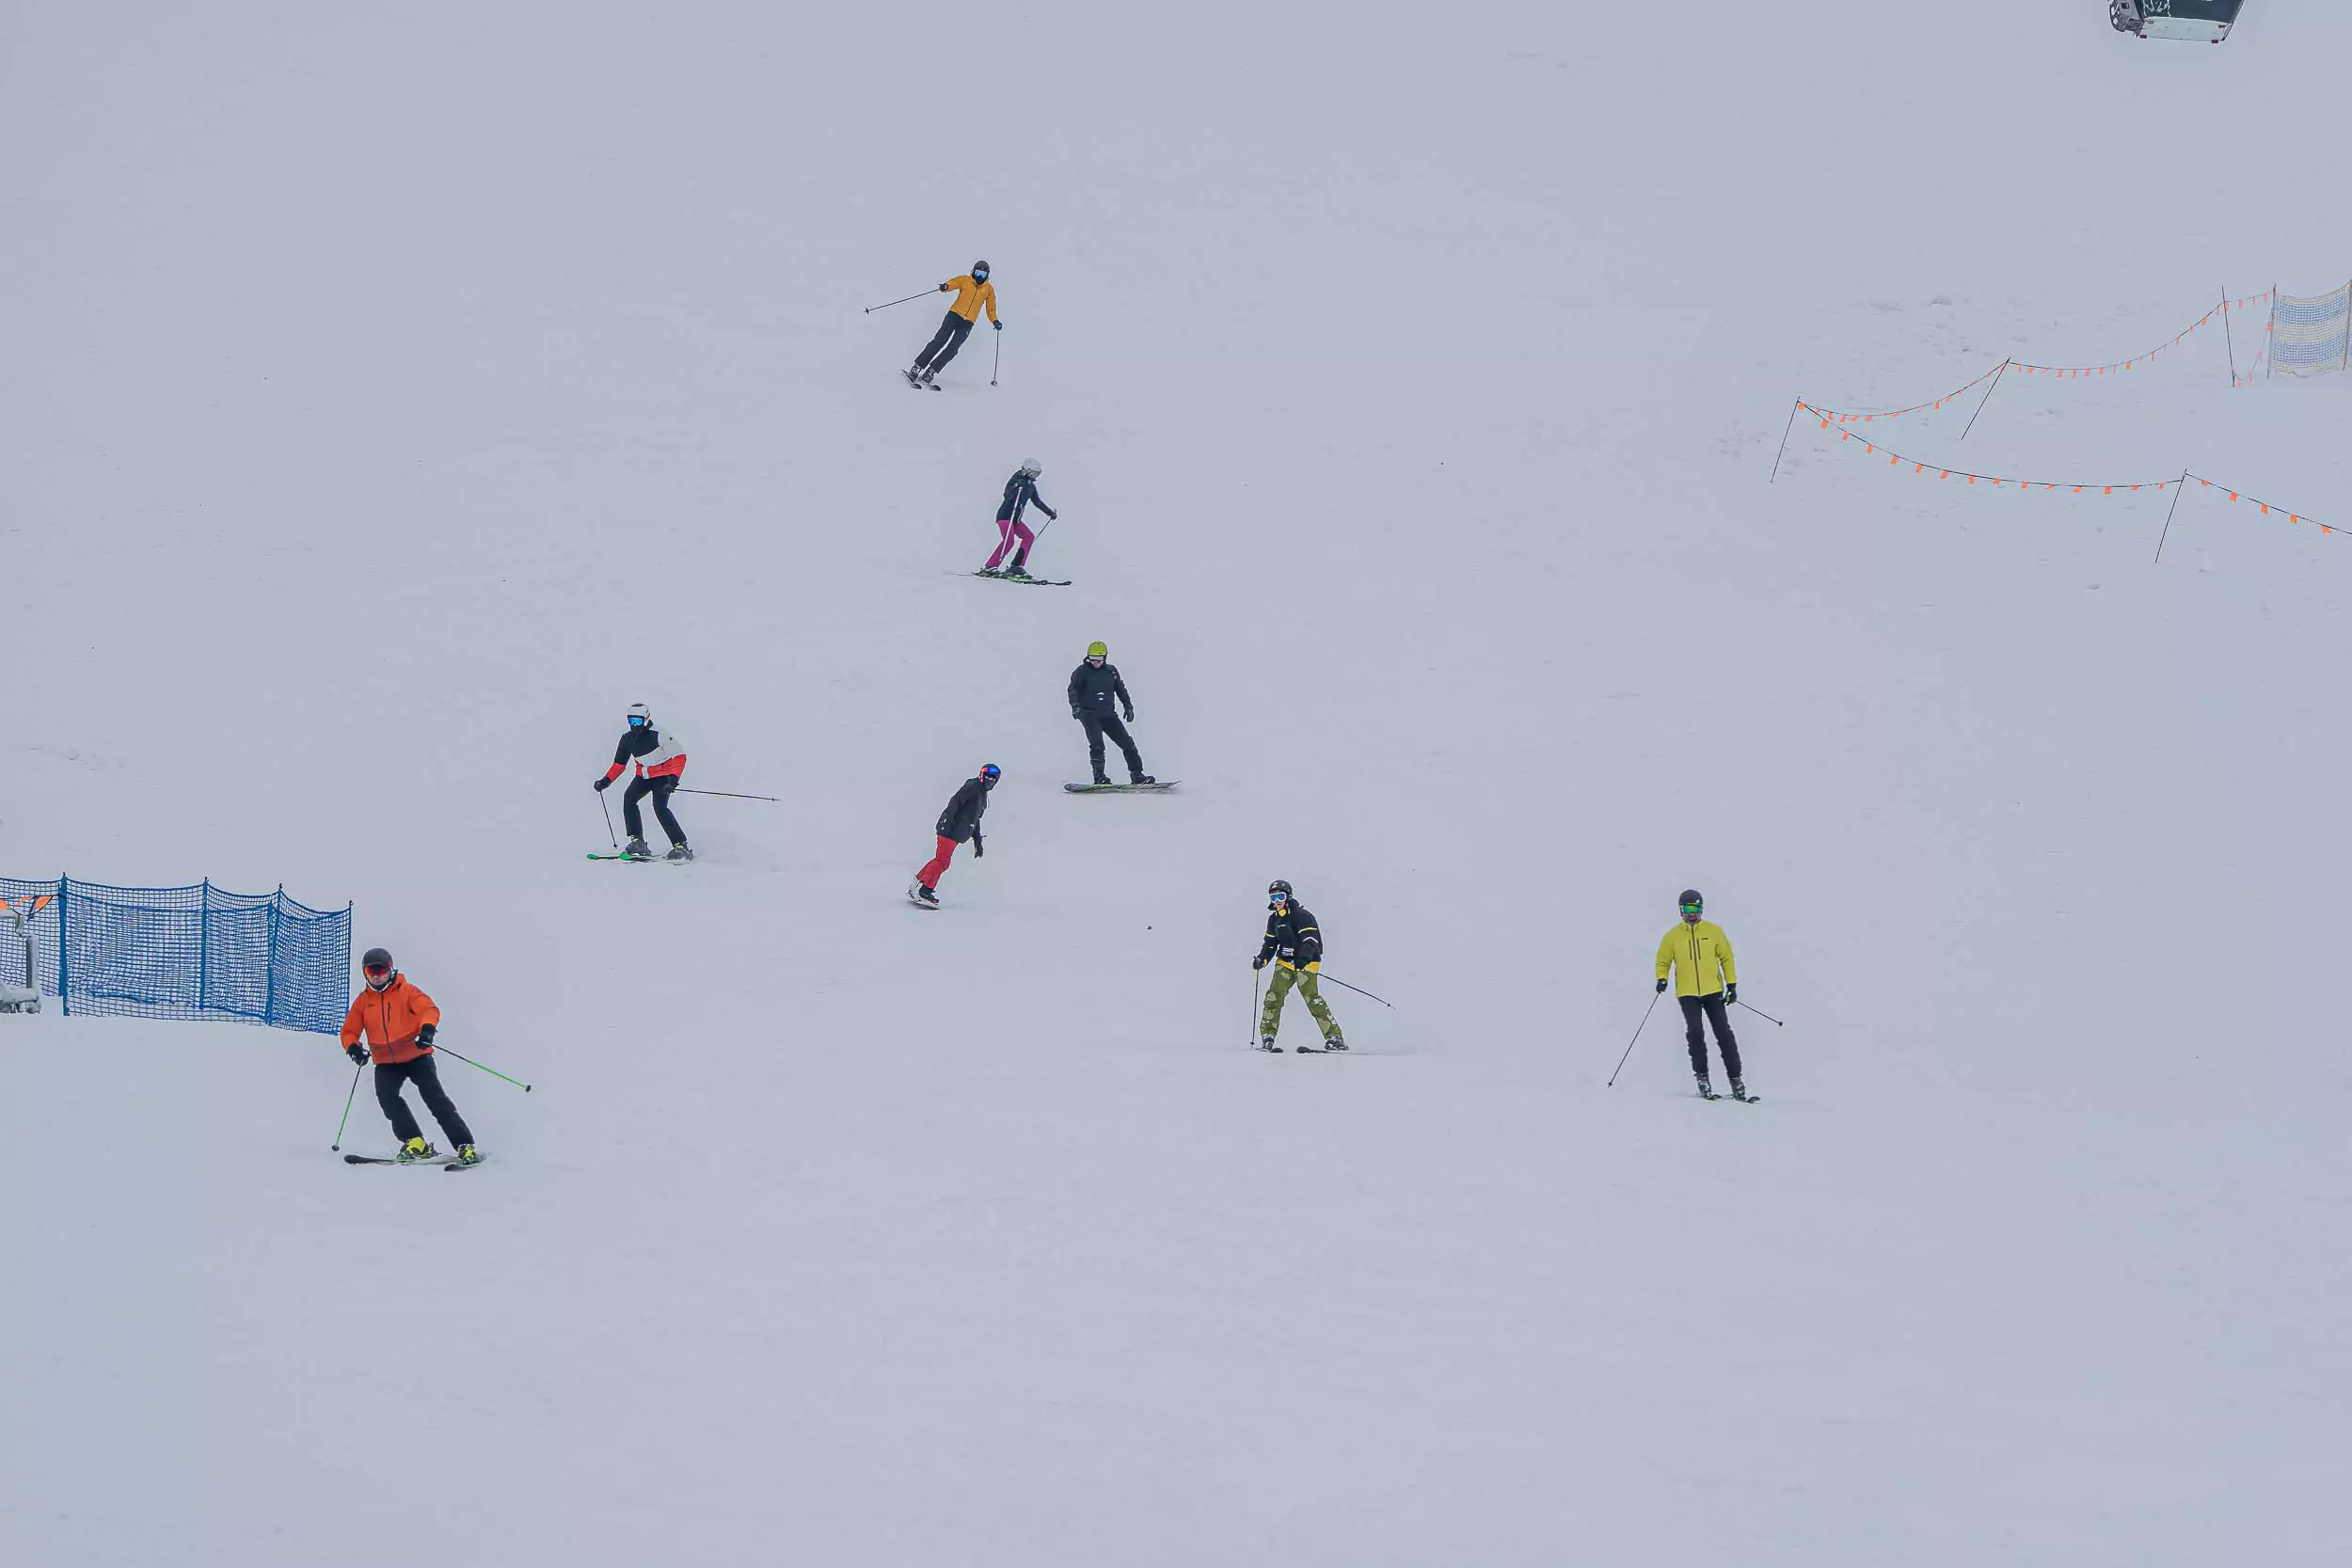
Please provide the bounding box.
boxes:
[1122,708,1136,723]
[345,1043,368,1066]
[939,283,952,293]
[1252,954,1267,971]
[993,319,1003,330]
[1724,984,1737,1006]
[972,833,984,859]
[417,1022,437,1049]
[1656,977,1670,993]
[1071,708,1083,721]
[594,775,612,792]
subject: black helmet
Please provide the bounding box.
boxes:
[1677,890,1704,916]
[972,260,991,280]
[361,947,395,990]
[1268,879,1294,903]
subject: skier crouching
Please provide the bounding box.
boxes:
[1655,888,1750,1101]
[341,946,480,1164]
[1255,879,1344,1052]
[911,764,998,908]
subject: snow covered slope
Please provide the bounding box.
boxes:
[2,2,2339,1563]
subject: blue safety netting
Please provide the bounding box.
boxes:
[0,877,351,1034]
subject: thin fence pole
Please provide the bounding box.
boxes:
[56,877,69,1015]
[2267,283,2278,380]
[2339,278,2350,373]
[198,878,211,1015]
[2220,290,2238,385]
[2153,467,2192,564]
[263,885,282,1027]
[1768,400,1801,483]
[1959,358,2010,441]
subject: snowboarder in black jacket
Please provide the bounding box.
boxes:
[982,459,1057,578]
[1068,641,1152,785]
[911,764,998,907]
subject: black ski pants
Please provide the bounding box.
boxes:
[1679,992,1741,1080]
[1079,713,1145,782]
[623,774,685,845]
[375,1056,475,1148]
[914,310,976,372]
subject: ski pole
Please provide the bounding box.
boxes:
[432,1045,532,1092]
[1250,968,1263,1047]
[1299,969,1393,1007]
[675,788,778,802]
[991,327,1001,387]
[864,289,934,314]
[598,793,618,849]
[1734,997,1785,1027]
[330,1059,364,1150]
[1607,991,1663,1086]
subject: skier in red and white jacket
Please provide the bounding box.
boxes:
[593,703,691,860]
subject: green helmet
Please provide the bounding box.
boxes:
[1086,641,1108,658]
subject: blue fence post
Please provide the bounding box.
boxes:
[263,886,281,1028]
[198,878,211,1016]
[56,876,70,1015]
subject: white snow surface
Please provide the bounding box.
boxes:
[2,3,2341,1563]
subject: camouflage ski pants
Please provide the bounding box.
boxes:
[1261,964,1342,1042]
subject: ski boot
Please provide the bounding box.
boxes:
[1129,774,1156,785]
[1323,1033,1348,1053]
[919,366,938,386]
[1730,1079,1756,1102]
[1256,1035,1282,1053]
[396,1136,439,1162]
[453,1144,484,1166]
[623,836,654,860]
[912,881,940,908]
[1091,772,1113,786]
[1003,562,1031,579]
[665,842,694,862]
[1694,1075,1720,1101]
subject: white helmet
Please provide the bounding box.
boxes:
[1020,457,1042,477]
[627,702,652,727]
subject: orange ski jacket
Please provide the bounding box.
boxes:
[340,974,441,1066]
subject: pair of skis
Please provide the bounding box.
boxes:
[342,1152,487,1171]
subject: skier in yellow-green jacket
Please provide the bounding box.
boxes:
[904,261,1000,387]
[1655,889,1750,1101]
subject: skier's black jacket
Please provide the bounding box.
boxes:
[1257,901,1324,968]
[999,471,1057,525]
[1069,660,1134,720]
[936,775,994,843]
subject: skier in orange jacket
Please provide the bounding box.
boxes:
[340,946,479,1164]
[904,261,1000,387]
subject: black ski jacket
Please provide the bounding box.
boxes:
[1257,901,1324,968]
[936,775,994,843]
[998,471,1057,524]
[1069,661,1133,721]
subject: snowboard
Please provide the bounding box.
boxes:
[1064,781,1179,793]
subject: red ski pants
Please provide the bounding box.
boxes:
[916,835,959,888]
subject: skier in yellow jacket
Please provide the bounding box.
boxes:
[1655,889,1751,1101]
[904,261,1000,387]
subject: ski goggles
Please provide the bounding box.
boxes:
[1680,904,1703,920]
[628,715,648,728]
[1085,655,1106,666]
[979,764,1001,781]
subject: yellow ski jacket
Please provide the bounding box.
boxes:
[942,274,999,324]
[1656,920,1737,998]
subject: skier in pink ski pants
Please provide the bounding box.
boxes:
[981,458,1057,578]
